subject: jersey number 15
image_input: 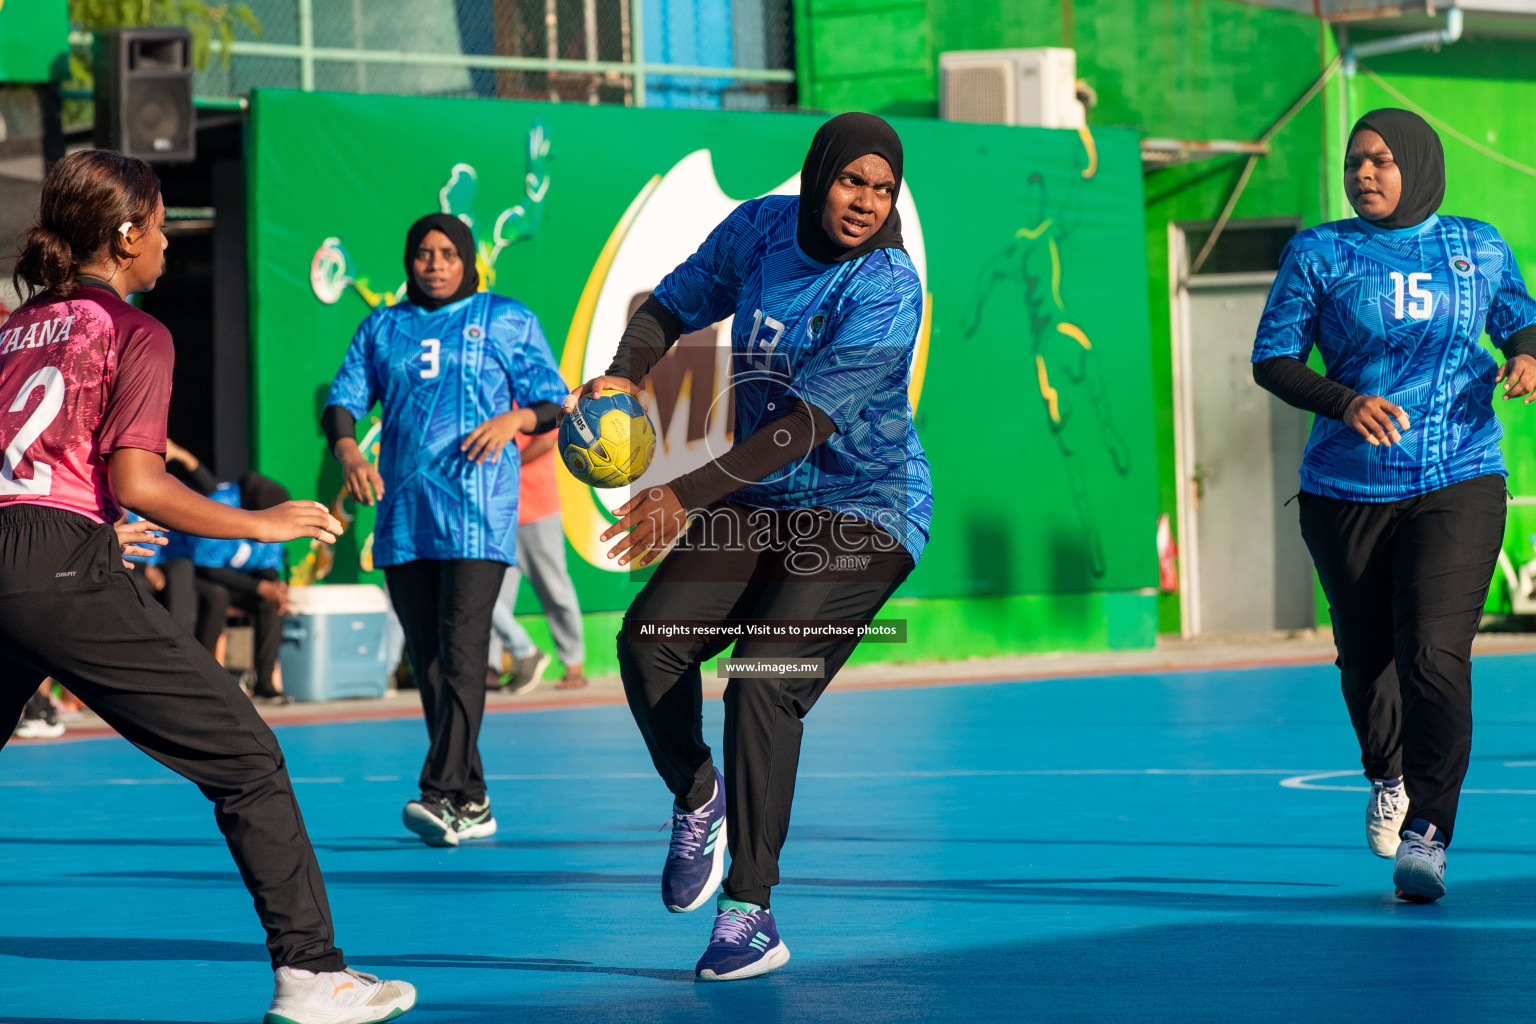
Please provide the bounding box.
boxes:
[1389,272,1433,321]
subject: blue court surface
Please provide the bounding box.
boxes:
[5,654,1536,1023]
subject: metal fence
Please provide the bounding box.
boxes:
[178,0,795,109]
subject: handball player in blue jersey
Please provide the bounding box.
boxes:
[566,113,932,979]
[324,213,567,847]
[1252,109,1536,901]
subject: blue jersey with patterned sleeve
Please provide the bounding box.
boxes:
[652,196,932,560]
[1253,214,1536,501]
[327,291,569,565]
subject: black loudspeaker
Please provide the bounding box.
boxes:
[93,28,195,163]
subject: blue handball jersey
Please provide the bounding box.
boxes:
[1253,214,1536,501]
[327,291,569,566]
[653,195,933,560]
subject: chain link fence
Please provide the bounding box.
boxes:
[186,0,795,109]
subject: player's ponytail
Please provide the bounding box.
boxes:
[13,150,161,301]
[14,224,73,298]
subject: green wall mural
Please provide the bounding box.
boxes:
[248,89,1160,644]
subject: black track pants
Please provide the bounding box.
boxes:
[0,506,344,971]
[383,558,507,803]
[1299,474,1507,845]
[617,503,914,907]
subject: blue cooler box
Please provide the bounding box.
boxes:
[279,584,390,701]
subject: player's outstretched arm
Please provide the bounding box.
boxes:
[108,448,342,543]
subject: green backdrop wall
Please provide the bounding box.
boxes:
[247,89,1162,660]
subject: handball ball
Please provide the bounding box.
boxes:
[559,389,657,488]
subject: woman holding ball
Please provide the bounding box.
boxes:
[568,112,932,980]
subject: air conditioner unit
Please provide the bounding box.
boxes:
[939,48,1085,129]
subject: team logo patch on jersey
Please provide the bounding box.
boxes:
[463,324,485,341]
[1449,255,1475,277]
[808,314,826,338]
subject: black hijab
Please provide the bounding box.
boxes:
[404,212,479,310]
[1349,108,1445,230]
[797,112,906,265]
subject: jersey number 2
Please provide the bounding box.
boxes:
[1389,272,1433,321]
[0,366,65,497]
[419,338,441,379]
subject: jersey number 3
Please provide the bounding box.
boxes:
[1389,272,1433,321]
[0,366,65,497]
[419,338,441,379]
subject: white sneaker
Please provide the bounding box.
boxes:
[13,716,65,740]
[1392,821,1447,903]
[265,966,416,1024]
[1366,777,1409,857]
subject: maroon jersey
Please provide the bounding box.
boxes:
[0,281,173,523]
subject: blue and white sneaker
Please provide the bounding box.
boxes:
[695,899,791,981]
[1393,818,1448,903]
[662,769,726,913]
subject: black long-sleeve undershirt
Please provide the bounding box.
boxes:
[605,294,685,385]
[1251,357,1359,420]
[1253,325,1536,419]
[668,400,839,511]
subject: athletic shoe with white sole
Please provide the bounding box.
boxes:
[1366,777,1409,857]
[402,796,459,847]
[264,966,416,1024]
[504,651,552,696]
[13,691,64,740]
[695,899,791,981]
[452,796,497,841]
[1393,819,1448,903]
[662,768,726,913]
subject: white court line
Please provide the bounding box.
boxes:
[1280,770,1536,795]
[1,768,1339,787]
[21,768,1536,790]
[101,778,180,785]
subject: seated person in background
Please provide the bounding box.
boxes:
[128,438,214,632]
[189,473,294,704]
[164,438,217,494]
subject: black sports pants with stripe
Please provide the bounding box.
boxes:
[1299,474,1507,846]
[617,502,914,907]
[0,506,344,971]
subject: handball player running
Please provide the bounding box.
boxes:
[569,113,932,979]
[0,152,416,1022]
[1252,109,1536,901]
[323,213,567,847]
